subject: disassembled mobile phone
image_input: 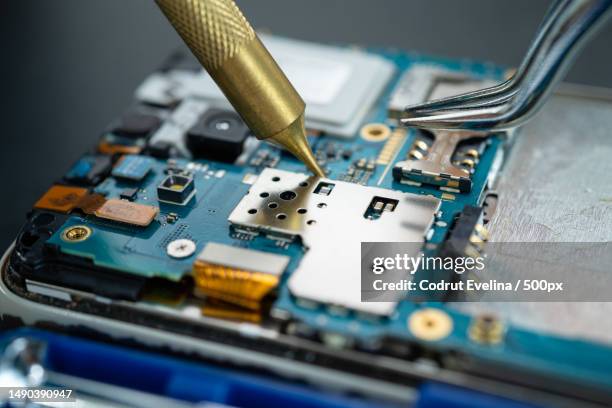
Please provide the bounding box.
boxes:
[2,34,612,407]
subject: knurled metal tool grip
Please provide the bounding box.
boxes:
[156,0,305,141]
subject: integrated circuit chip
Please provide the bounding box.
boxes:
[112,154,155,181]
[64,155,113,186]
[186,108,250,162]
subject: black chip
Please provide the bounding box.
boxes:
[186,108,250,162]
[112,113,161,139]
[440,206,484,259]
[120,187,138,201]
[64,155,112,186]
[148,141,179,159]
[157,174,195,205]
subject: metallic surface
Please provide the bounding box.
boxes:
[0,337,47,388]
[196,242,289,276]
[408,308,453,342]
[454,88,612,344]
[155,0,323,175]
[136,34,396,139]
[166,238,196,259]
[387,65,497,120]
[394,130,488,188]
[402,0,612,131]
[228,168,440,315]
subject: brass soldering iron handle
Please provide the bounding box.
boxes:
[155,0,305,141]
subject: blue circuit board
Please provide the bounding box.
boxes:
[42,47,612,392]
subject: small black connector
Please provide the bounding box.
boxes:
[157,174,195,205]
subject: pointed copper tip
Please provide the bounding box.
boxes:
[265,115,325,177]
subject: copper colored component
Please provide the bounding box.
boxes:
[409,308,453,342]
[34,185,89,213]
[97,142,142,155]
[376,128,407,165]
[61,225,92,242]
[94,198,158,226]
[76,193,107,214]
[360,123,391,142]
[469,314,505,345]
[202,299,262,323]
[192,261,279,311]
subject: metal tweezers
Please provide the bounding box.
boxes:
[401,0,612,131]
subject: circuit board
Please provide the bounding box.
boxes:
[7,34,612,405]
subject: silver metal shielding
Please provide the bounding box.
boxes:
[197,242,289,276]
[228,168,440,316]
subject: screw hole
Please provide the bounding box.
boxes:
[260,192,269,198]
[248,208,257,214]
[307,220,316,225]
[276,213,287,220]
[280,190,297,200]
[297,208,307,214]
[272,176,281,182]
[299,181,309,187]
[268,202,278,209]
[317,203,327,208]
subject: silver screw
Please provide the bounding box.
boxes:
[166,239,196,259]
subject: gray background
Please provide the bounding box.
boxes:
[1,0,611,250]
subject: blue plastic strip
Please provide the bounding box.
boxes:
[415,382,542,408]
[0,328,397,408]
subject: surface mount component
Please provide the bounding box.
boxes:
[64,155,113,186]
[440,206,487,260]
[148,98,210,159]
[109,112,161,139]
[119,187,138,201]
[157,174,195,205]
[137,34,395,138]
[393,130,489,193]
[94,199,159,227]
[229,168,440,315]
[187,108,250,162]
[111,154,155,181]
